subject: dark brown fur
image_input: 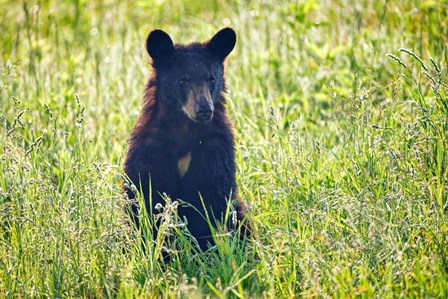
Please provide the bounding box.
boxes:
[124,28,249,251]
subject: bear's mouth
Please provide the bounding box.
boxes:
[194,102,214,122]
[182,86,214,123]
[182,105,214,123]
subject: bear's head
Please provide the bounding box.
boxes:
[145,28,236,123]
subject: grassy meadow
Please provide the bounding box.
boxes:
[1,0,447,297]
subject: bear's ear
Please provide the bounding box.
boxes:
[205,28,236,61]
[146,29,175,63]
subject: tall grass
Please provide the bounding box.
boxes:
[1,0,447,297]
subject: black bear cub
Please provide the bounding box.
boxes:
[124,28,248,251]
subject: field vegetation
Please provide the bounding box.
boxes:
[1,0,447,297]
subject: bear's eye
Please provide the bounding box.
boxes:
[177,76,190,87]
[208,77,216,88]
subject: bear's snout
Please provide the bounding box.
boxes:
[195,100,214,122]
[183,86,214,122]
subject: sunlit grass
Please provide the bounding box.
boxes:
[1,0,447,297]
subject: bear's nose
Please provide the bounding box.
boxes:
[195,103,213,122]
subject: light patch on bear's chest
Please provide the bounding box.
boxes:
[177,152,192,177]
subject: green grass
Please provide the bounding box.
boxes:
[1,0,447,297]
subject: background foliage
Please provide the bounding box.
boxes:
[1,0,447,297]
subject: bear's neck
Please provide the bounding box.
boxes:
[151,100,215,156]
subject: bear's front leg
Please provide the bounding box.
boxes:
[124,140,179,229]
[177,137,237,250]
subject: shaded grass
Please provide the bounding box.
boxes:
[1,0,447,297]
